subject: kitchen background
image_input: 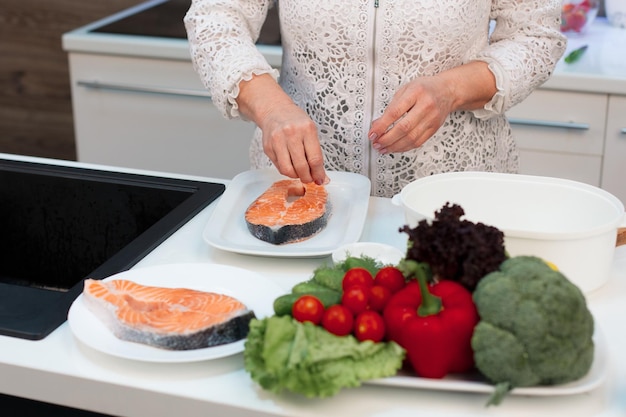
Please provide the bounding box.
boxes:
[1,0,144,161]
[0,2,623,416]
[0,0,610,163]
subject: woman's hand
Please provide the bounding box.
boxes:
[368,61,497,154]
[258,101,328,185]
[237,74,328,185]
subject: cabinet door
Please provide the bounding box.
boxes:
[601,95,626,205]
[69,53,255,179]
[507,89,607,186]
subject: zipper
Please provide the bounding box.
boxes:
[364,0,379,180]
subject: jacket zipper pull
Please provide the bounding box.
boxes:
[374,0,379,7]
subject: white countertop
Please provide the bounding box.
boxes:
[1,152,625,417]
[62,0,626,95]
[546,18,626,95]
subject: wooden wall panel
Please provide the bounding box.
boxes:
[0,0,143,160]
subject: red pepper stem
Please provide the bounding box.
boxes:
[414,262,442,317]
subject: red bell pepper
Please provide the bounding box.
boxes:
[383,261,479,379]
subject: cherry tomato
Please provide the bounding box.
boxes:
[342,267,374,290]
[292,295,325,325]
[374,266,406,294]
[354,311,386,343]
[341,285,369,315]
[368,285,392,312]
[321,304,354,336]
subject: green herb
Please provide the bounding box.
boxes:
[564,45,588,64]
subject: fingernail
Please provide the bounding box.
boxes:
[316,176,330,185]
[372,142,382,150]
[368,132,378,141]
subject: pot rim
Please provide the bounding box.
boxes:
[397,172,625,241]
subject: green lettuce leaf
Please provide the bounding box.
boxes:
[244,316,405,398]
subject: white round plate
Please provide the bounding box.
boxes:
[332,242,405,265]
[67,263,285,363]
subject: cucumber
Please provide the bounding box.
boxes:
[291,280,333,294]
[273,290,342,316]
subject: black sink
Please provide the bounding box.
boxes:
[0,159,225,340]
[90,0,282,45]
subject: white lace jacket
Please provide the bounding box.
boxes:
[184,0,566,197]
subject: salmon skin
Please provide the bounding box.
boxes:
[245,179,331,245]
[82,279,256,351]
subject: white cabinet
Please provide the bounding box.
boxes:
[507,89,608,186]
[68,53,256,179]
[507,89,626,205]
[601,95,626,204]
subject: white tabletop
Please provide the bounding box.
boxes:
[0,153,625,417]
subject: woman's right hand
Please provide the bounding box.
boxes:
[237,74,328,186]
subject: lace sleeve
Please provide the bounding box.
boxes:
[471,0,567,119]
[184,0,280,119]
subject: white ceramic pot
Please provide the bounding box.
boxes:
[606,0,626,28]
[392,172,626,294]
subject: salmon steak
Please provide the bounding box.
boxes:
[82,278,256,351]
[245,179,331,245]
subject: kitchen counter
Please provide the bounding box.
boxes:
[62,0,626,94]
[62,0,283,67]
[548,20,626,95]
[0,152,625,417]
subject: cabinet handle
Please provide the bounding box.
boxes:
[508,117,590,130]
[77,80,212,99]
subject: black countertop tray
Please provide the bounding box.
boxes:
[0,159,225,340]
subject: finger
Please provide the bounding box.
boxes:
[302,136,327,185]
[385,112,409,133]
[382,118,436,153]
[368,89,413,141]
[286,136,315,184]
[267,135,299,179]
[372,111,416,152]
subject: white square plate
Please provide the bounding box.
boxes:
[202,169,371,257]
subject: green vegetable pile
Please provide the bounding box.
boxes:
[244,256,405,398]
[471,256,595,405]
[241,203,597,406]
[273,256,380,316]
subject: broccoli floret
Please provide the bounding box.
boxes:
[471,256,595,405]
[400,203,506,291]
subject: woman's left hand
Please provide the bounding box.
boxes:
[368,61,497,154]
[368,76,454,154]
